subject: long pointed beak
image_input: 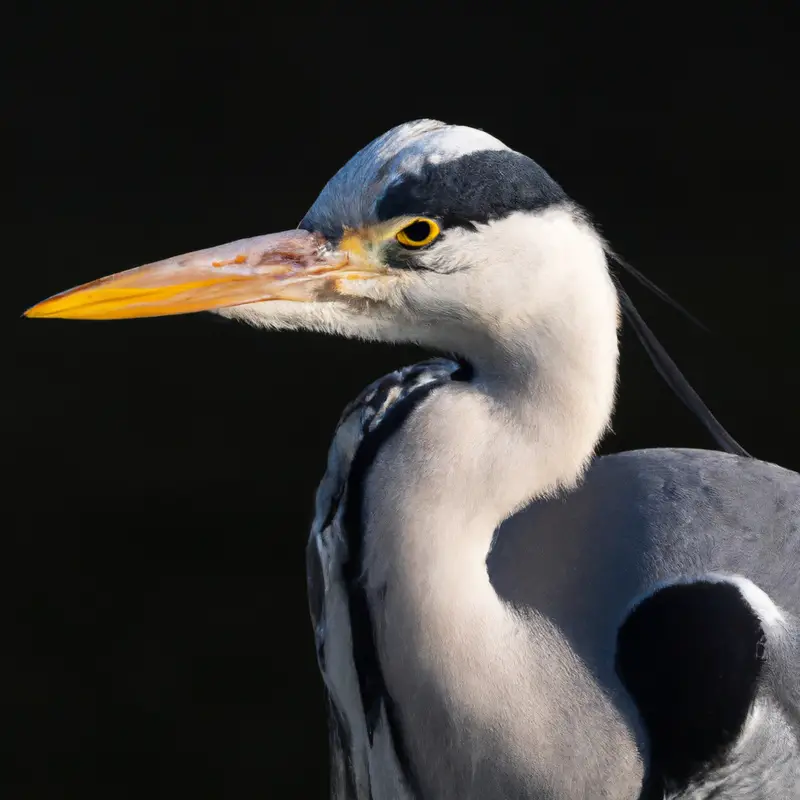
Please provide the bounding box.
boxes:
[24,229,372,320]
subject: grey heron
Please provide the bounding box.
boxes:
[25,120,800,799]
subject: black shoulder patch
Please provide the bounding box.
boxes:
[376,149,568,229]
[615,580,767,792]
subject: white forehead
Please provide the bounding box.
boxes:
[374,119,509,170]
[301,120,511,233]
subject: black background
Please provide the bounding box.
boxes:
[12,7,799,798]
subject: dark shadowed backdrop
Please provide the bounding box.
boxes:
[11,7,799,798]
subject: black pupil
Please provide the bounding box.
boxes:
[403,220,431,243]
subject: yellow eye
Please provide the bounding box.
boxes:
[395,218,441,248]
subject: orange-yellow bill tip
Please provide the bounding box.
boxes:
[23,229,353,320]
[25,278,248,320]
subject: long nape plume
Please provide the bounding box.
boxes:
[607,252,749,458]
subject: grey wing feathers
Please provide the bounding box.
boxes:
[490,447,799,798]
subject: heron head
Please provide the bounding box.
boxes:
[25,120,614,356]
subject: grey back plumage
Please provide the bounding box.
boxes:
[493,449,800,797]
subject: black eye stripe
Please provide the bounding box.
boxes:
[377,149,567,227]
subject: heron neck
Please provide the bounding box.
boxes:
[360,275,627,795]
[363,266,620,588]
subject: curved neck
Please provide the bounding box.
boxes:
[358,250,632,797]
[363,270,619,581]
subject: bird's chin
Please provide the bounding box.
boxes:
[214,299,315,328]
[216,298,411,344]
